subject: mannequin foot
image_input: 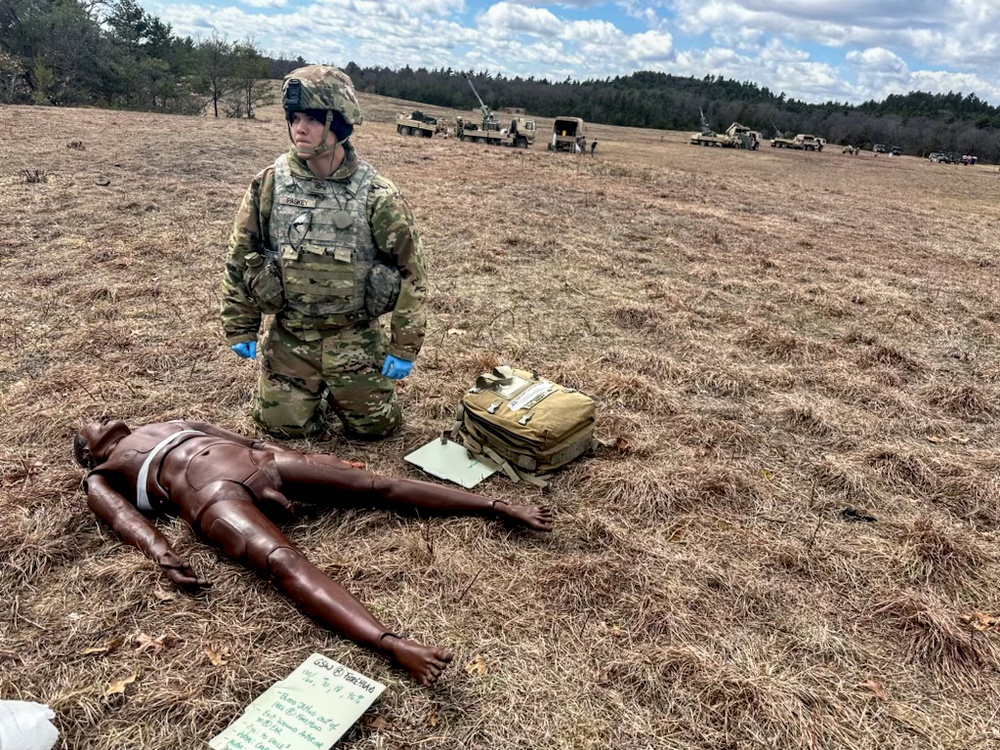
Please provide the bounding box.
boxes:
[382,636,453,685]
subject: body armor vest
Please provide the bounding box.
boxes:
[269,154,377,320]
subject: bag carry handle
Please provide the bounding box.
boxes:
[472,364,519,392]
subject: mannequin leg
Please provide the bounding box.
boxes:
[198,485,452,684]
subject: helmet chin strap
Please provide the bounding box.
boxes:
[287,111,349,161]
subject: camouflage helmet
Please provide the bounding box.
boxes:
[282,65,362,126]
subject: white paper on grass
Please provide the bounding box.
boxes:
[404,438,497,489]
[0,701,59,750]
[209,654,385,750]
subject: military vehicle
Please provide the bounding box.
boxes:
[395,110,440,138]
[548,117,587,152]
[690,127,733,147]
[727,122,762,150]
[690,110,734,147]
[771,133,824,151]
[690,115,761,149]
[456,75,536,148]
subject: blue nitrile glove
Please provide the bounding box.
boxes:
[231,341,256,359]
[381,354,413,380]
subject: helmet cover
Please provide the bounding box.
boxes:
[282,65,362,126]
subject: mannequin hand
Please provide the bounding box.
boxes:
[160,551,211,591]
[381,354,413,380]
[231,341,256,359]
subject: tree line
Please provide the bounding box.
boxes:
[0,0,301,116]
[3,0,998,159]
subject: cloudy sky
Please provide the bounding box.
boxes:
[145,0,1000,105]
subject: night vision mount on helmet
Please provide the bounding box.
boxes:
[282,65,363,158]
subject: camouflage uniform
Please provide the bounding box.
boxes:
[220,68,427,440]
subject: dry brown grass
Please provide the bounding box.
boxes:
[3,93,1000,749]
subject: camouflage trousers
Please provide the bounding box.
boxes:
[253,320,402,440]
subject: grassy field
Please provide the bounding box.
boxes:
[2,92,999,749]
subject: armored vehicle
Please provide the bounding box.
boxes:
[456,75,535,148]
[456,114,535,148]
[548,117,586,152]
[771,133,824,151]
[395,110,440,138]
[689,114,760,149]
[726,122,761,149]
[690,127,734,147]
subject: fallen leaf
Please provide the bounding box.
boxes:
[365,714,391,731]
[967,612,1000,632]
[949,435,970,444]
[446,328,466,336]
[104,671,137,696]
[425,709,439,728]
[204,645,229,666]
[79,636,124,656]
[153,588,175,602]
[925,435,944,444]
[134,633,167,656]
[464,653,488,677]
[858,679,888,701]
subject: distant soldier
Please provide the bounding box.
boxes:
[590,140,598,157]
[221,66,428,441]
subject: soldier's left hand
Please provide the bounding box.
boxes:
[381,355,413,380]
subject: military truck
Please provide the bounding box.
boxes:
[456,113,536,148]
[689,114,760,149]
[726,122,761,150]
[395,110,440,138]
[690,126,734,147]
[548,117,587,152]
[770,133,824,151]
[456,75,536,148]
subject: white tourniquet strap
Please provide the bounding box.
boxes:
[136,430,200,511]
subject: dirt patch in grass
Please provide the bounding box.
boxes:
[3,97,1000,749]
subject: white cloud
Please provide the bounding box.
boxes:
[626,30,674,62]
[669,0,1000,74]
[846,47,907,74]
[479,2,564,36]
[563,19,622,45]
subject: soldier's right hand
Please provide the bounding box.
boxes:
[231,341,257,359]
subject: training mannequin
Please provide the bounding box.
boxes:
[75,418,553,685]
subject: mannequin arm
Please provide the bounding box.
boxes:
[85,474,209,590]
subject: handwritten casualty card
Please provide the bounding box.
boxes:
[209,653,386,750]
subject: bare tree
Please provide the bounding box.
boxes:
[224,37,272,119]
[195,31,232,117]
